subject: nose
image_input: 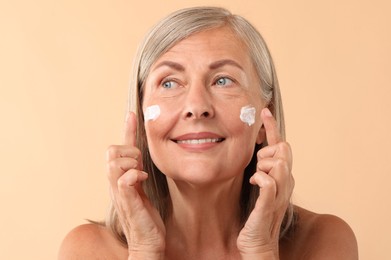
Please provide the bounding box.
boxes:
[182,82,214,120]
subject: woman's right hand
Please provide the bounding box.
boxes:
[106,112,166,259]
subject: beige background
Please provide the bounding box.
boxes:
[1,0,390,259]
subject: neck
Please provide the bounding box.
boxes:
[164,176,243,259]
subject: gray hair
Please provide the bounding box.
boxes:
[109,6,294,245]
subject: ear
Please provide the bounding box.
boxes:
[256,122,266,145]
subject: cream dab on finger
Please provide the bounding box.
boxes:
[144,105,161,122]
[240,105,256,126]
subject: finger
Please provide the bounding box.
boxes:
[250,170,293,221]
[116,169,149,212]
[249,172,277,209]
[117,169,148,191]
[124,111,137,146]
[107,157,139,184]
[261,108,281,146]
[106,145,141,161]
[256,158,294,206]
[257,142,292,163]
[256,158,286,173]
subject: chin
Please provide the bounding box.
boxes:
[164,167,243,187]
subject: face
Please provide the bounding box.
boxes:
[142,26,265,185]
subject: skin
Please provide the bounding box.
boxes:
[58,27,358,259]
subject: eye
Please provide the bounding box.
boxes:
[214,77,234,87]
[161,80,178,89]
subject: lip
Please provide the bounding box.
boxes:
[173,132,224,141]
[171,132,225,151]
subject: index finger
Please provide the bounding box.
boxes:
[261,108,281,145]
[124,111,137,146]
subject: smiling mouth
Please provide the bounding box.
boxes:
[175,138,225,144]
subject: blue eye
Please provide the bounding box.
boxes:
[215,77,233,87]
[162,80,177,89]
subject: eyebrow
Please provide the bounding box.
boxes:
[152,61,185,72]
[152,59,244,73]
[209,59,244,71]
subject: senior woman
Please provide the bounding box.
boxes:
[59,6,358,259]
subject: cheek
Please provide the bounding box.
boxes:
[221,110,258,169]
[144,102,181,145]
[143,103,182,176]
[218,103,260,134]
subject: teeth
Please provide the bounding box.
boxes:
[177,138,222,144]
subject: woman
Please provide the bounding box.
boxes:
[59,7,358,259]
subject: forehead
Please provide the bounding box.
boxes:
[153,26,252,66]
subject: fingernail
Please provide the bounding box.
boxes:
[263,108,272,117]
[125,112,130,122]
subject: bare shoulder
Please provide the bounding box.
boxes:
[281,206,358,260]
[58,223,128,260]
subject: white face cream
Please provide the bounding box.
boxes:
[240,105,256,126]
[144,105,161,122]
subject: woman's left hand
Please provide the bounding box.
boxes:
[237,108,294,259]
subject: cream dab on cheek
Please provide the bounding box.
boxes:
[240,105,256,126]
[144,105,161,122]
